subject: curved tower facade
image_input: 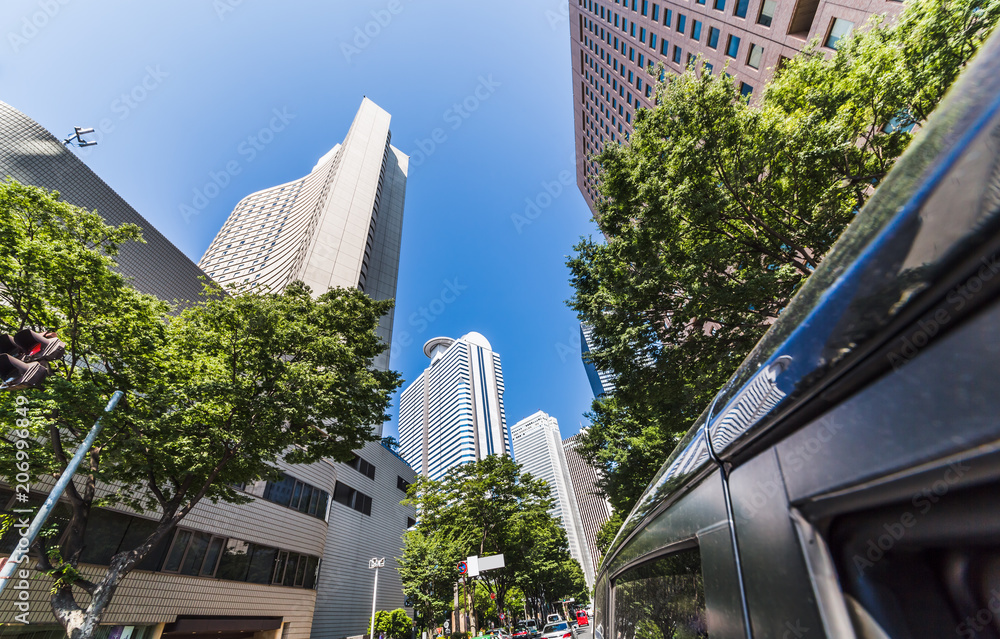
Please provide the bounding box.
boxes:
[198,97,408,373]
[398,332,510,480]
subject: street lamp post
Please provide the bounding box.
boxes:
[369,557,386,639]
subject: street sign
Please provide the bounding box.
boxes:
[457,561,468,574]
[369,557,386,569]
[466,553,504,577]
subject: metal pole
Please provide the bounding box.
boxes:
[370,565,380,639]
[0,391,123,597]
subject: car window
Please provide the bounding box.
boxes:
[613,547,707,639]
[544,623,568,632]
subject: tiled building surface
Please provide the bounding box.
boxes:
[569,0,904,214]
[0,101,208,305]
[562,434,614,574]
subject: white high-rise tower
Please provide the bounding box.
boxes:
[510,411,595,588]
[198,97,407,376]
[398,332,510,480]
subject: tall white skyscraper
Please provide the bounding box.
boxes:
[398,332,510,480]
[197,98,417,639]
[198,97,407,375]
[510,411,595,588]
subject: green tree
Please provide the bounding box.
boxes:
[403,456,578,636]
[569,0,1000,515]
[397,530,462,633]
[374,608,414,639]
[0,180,401,639]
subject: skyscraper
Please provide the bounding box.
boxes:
[581,323,616,397]
[398,332,510,480]
[199,97,417,639]
[510,412,595,588]
[563,433,614,577]
[569,0,904,215]
[199,96,407,375]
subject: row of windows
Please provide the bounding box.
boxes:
[348,454,377,479]
[163,527,319,589]
[256,473,330,519]
[0,490,320,589]
[332,480,373,516]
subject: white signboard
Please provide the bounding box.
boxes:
[466,553,504,577]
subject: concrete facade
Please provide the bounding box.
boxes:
[510,412,595,588]
[199,97,408,376]
[398,333,510,480]
[562,434,613,576]
[569,0,904,213]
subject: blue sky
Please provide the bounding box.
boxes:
[2,0,600,443]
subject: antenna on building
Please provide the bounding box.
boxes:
[63,126,97,147]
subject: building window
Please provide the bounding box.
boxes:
[825,18,854,49]
[640,26,646,43]
[333,481,373,516]
[397,475,411,493]
[747,43,763,68]
[650,33,657,49]
[708,27,721,49]
[677,13,686,34]
[726,34,741,58]
[673,45,682,63]
[260,473,330,519]
[691,20,702,40]
[741,82,754,98]
[642,0,649,15]
[348,455,376,479]
[638,53,645,68]
[734,0,749,18]
[653,3,660,20]
[661,38,669,54]
[703,61,714,74]
[714,0,726,9]
[757,0,776,26]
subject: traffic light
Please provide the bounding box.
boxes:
[0,329,64,390]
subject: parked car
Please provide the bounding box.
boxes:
[545,615,562,624]
[539,622,572,639]
[487,628,511,639]
[514,619,538,638]
[592,29,1000,639]
[575,610,589,627]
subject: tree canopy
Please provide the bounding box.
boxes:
[0,180,401,639]
[401,456,586,634]
[569,0,1000,517]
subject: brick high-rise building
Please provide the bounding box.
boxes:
[562,433,613,575]
[569,0,904,214]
